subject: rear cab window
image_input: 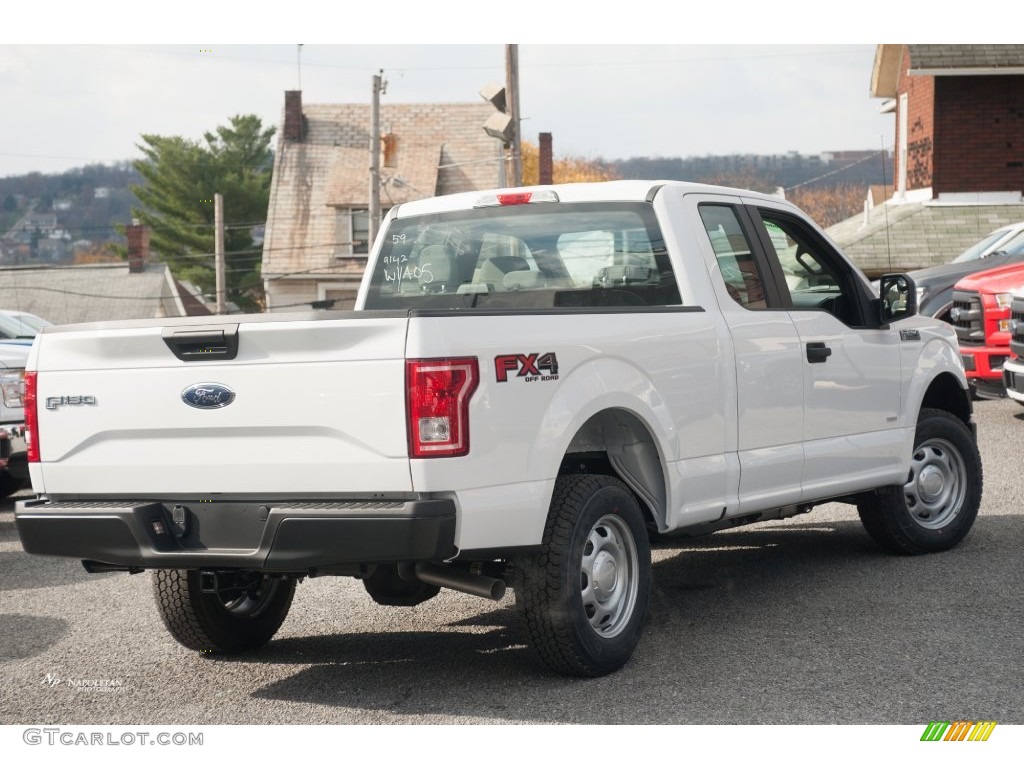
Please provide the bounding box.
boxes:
[363,202,681,310]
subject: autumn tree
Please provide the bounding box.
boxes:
[787,184,867,228]
[520,141,620,185]
[695,171,779,195]
[129,115,275,310]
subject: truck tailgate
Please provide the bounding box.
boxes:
[32,315,412,496]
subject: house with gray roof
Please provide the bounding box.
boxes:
[261,91,503,312]
[0,262,191,325]
[828,45,1024,273]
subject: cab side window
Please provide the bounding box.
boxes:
[753,210,864,327]
[698,205,768,310]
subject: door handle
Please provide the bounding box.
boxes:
[806,341,832,363]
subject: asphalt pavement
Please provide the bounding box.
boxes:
[1,397,1022,726]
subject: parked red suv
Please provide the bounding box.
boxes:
[950,262,1024,398]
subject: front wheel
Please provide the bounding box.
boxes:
[515,474,651,677]
[153,570,296,654]
[858,408,982,554]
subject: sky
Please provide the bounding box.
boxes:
[0,5,992,179]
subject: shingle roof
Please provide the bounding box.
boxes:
[908,44,1024,71]
[872,44,1024,97]
[0,263,183,325]
[261,101,502,280]
[827,203,1024,273]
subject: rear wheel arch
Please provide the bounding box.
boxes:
[561,408,668,532]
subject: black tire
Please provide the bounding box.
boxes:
[152,569,295,654]
[515,474,651,677]
[362,564,441,607]
[858,408,982,555]
[0,471,25,498]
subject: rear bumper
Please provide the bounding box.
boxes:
[14,497,456,571]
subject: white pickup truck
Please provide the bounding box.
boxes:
[15,181,983,677]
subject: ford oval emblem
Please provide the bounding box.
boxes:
[181,383,235,409]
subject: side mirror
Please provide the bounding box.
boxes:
[878,273,917,325]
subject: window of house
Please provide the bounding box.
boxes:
[351,210,370,254]
[334,208,371,256]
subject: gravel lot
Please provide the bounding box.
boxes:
[2,397,1022,727]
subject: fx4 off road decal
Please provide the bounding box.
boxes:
[495,353,559,383]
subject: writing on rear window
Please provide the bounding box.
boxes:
[364,202,681,310]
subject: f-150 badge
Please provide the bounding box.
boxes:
[181,383,235,409]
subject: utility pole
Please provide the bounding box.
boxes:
[369,70,386,252]
[214,193,226,314]
[505,45,522,187]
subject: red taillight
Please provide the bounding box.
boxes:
[406,358,478,458]
[24,370,39,463]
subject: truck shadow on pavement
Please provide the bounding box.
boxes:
[0,613,69,661]
[0,515,27,543]
[0,549,115,592]
[234,514,1020,724]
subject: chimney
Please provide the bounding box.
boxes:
[539,133,553,185]
[284,90,305,141]
[126,220,149,274]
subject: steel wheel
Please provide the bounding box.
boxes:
[153,569,295,653]
[858,408,982,555]
[580,514,640,638]
[515,474,651,676]
[214,572,285,617]
[904,438,967,530]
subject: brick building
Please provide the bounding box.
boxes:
[261,92,503,311]
[829,45,1024,273]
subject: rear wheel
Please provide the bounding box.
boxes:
[153,569,295,654]
[362,564,440,606]
[858,408,982,554]
[515,474,651,677]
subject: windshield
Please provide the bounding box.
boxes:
[994,230,1024,257]
[0,313,49,339]
[951,229,1014,263]
[363,202,681,310]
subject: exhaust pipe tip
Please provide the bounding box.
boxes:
[413,561,506,601]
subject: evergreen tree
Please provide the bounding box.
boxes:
[130,115,275,310]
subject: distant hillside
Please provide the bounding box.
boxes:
[612,150,893,192]
[0,151,893,266]
[0,163,141,264]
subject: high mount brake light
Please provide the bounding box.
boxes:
[474,190,560,207]
[406,358,479,458]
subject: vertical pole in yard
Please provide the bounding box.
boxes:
[369,70,384,251]
[215,193,226,315]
